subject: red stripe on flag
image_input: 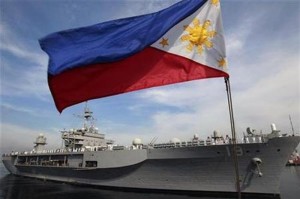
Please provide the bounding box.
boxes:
[49,47,229,112]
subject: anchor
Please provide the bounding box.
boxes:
[252,157,263,177]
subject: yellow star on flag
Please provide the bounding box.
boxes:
[218,57,227,68]
[211,0,220,7]
[159,38,169,48]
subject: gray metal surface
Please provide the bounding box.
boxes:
[3,136,299,195]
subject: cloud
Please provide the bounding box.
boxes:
[137,78,226,110]
[0,123,61,154]
[225,15,251,56]
[0,43,45,67]
[0,22,50,100]
[0,22,46,66]
[1,103,38,116]
[234,58,300,129]
[131,59,299,144]
[0,103,56,119]
[142,56,298,141]
[1,60,50,100]
[123,0,181,17]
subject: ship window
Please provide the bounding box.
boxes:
[85,161,97,167]
[256,150,260,153]
[277,149,280,152]
[217,151,220,154]
[246,150,250,153]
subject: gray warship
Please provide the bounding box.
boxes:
[2,105,300,197]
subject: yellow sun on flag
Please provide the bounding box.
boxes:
[181,19,217,55]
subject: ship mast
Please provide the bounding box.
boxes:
[83,101,94,129]
[289,115,295,136]
[73,101,95,129]
[224,77,241,199]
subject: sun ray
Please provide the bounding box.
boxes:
[197,45,203,54]
[193,18,200,27]
[208,31,217,38]
[204,40,213,48]
[186,43,194,51]
[181,35,190,41]
[203,20,211,29]
[183,25,192,32]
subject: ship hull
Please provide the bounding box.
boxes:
[3,136,300,197]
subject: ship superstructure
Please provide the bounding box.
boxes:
[60,105,113,151]
[2,106,300,197]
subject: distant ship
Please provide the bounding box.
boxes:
[2,105,300,198]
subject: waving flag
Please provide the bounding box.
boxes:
[39,0,228,112]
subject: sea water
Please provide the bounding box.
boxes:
[1,162,299,199]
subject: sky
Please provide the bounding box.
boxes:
[0,0,299,153]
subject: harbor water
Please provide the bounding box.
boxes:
[0,163,299,199]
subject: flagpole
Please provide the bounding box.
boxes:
[224,77,241,199]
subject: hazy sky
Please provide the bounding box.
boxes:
[0,0,299,153]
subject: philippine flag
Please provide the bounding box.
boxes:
[39,0,228,112]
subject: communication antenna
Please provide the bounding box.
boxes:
[289,115,295,136]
